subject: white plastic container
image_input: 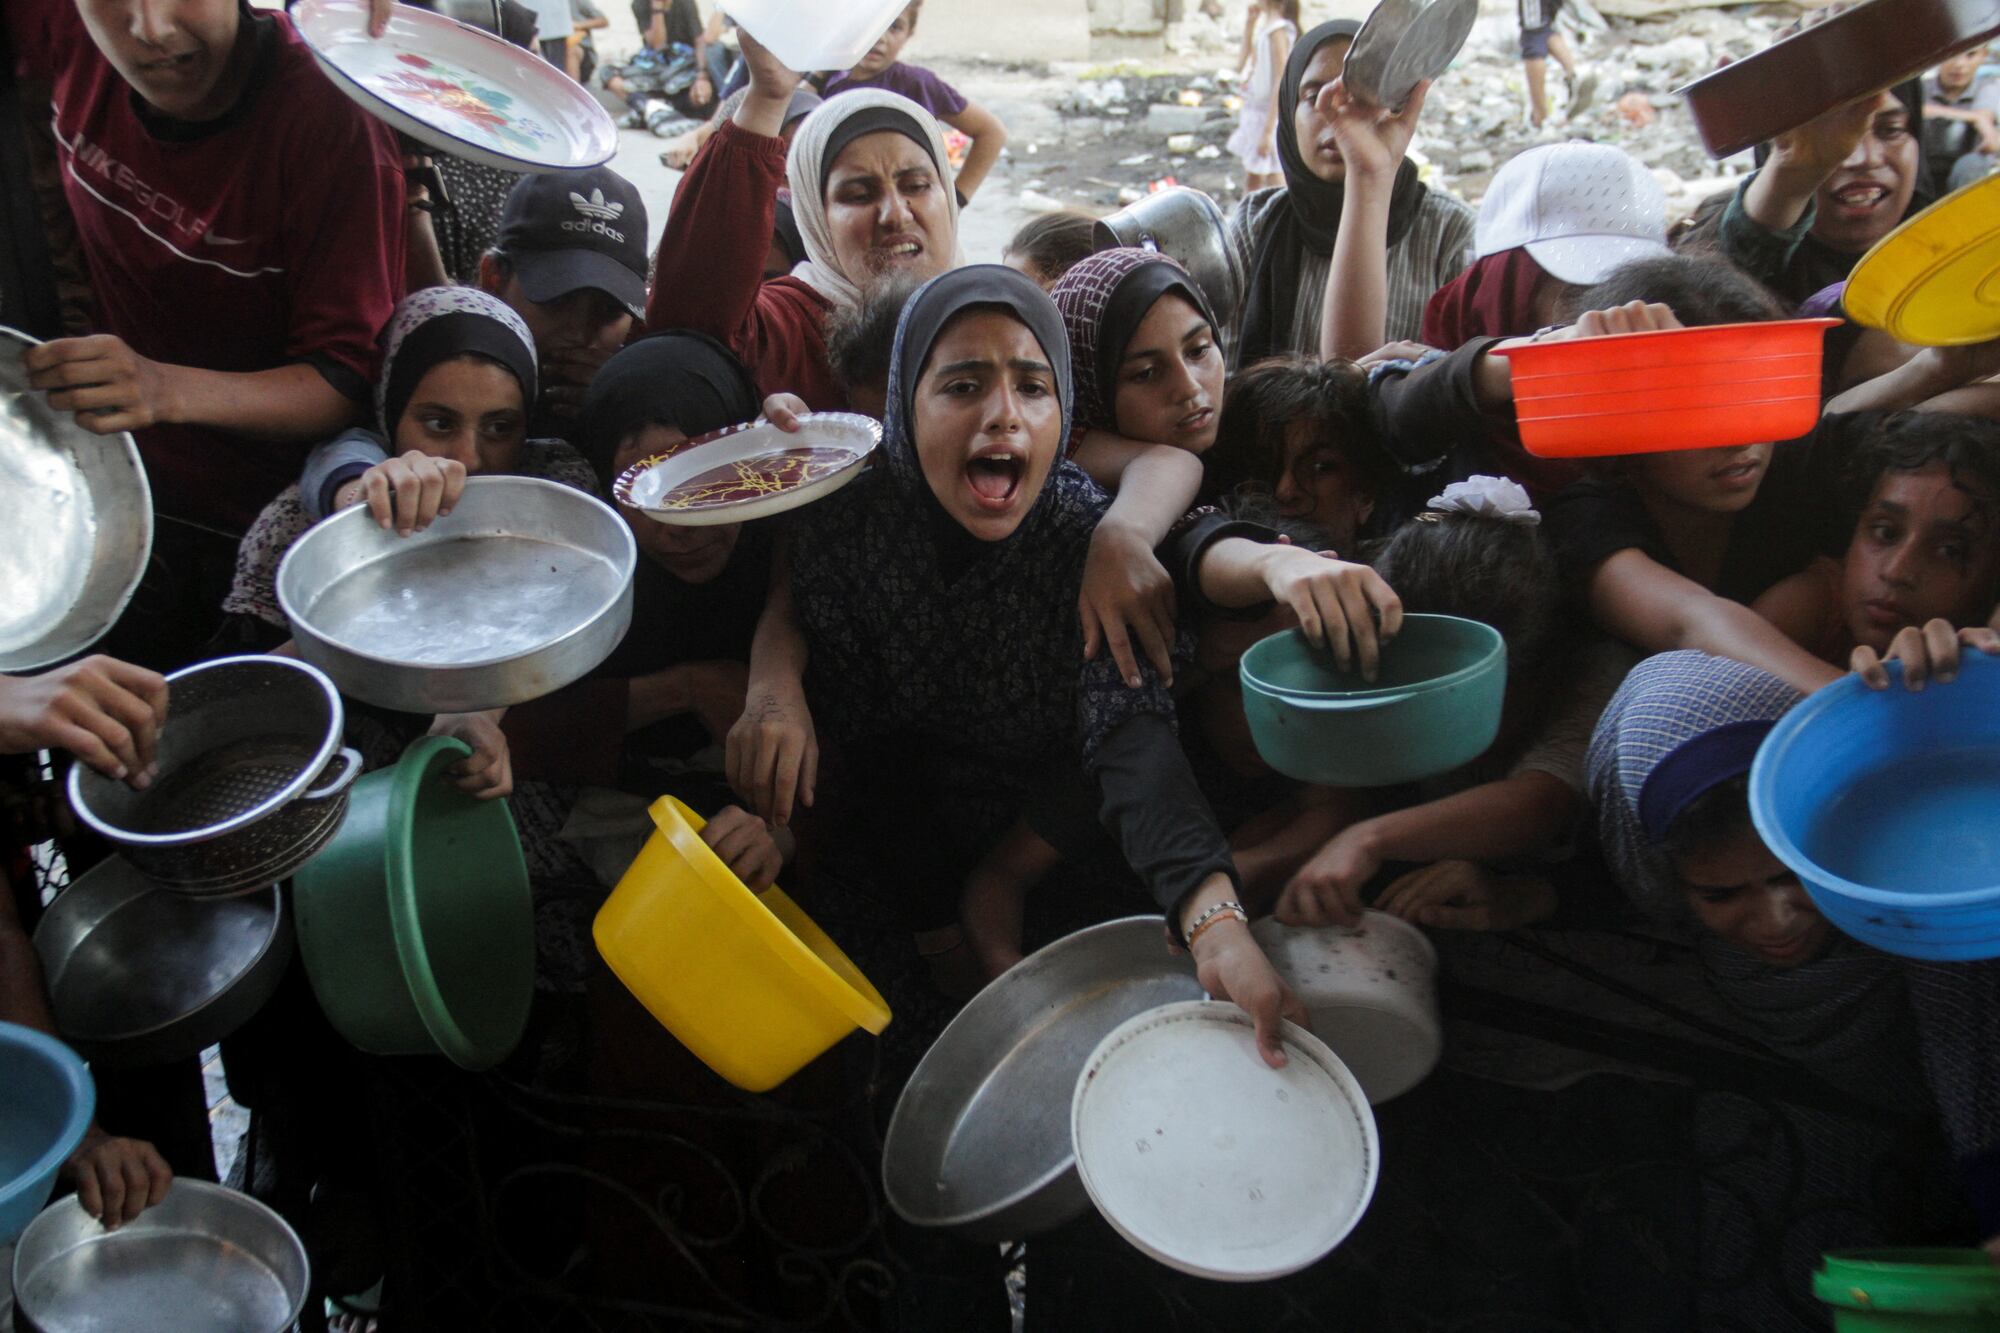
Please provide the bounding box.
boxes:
[717,0,910,75]
[1252,910,1442,1104]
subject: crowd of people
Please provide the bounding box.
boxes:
[3,0,2000,1325]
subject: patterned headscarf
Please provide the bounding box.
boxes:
[784,90,966,312]
[374,286,537,436]
[1051,247,1220,438]
[1585,650,1802,920]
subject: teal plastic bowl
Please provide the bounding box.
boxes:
[1239,616,1508,787]
[0,1022,94,1245]
[294,737,534,1070]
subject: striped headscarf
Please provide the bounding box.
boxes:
[1050,247,1220,439]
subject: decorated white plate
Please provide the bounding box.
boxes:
[1070,1000,1379,1282]
[614,413,882,528]
[294,0,617,173]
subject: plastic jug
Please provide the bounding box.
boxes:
[718,0,910,74]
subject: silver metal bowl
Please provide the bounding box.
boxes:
[1092,187,1241,332]
[882,916,1203,1242]
[1344,0,1480,112]
[276,474,637,714]
[67,656,360,896]
[12,1179,309,1333]
[32,856,292,1069]
[0,327,152,672]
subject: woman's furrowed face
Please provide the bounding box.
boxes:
[612,424,743,583]
[1292,38,1354,185]
[911,309,1064,542]
[393,355,527,476]
[1812,90,1919,253]
[1675,827,1832,969]
[1840,462,2000,653]
[1633,442,1772,516]
[824,131,953,290]
[1112,292,1223,454]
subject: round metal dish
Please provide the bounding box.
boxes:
[293,0,618,173]
[1070,1001,1379,1282]
[1675,0,2000,160]
[1092,187,1240,332]
[32,856,292,1070]
[13,1179,309,1333]
[1344,0,1479,111]
[67,657,360,896]
[277,475,637,714]
[0,327,152,673]
[615,413,882,528]
[1251,911,1441,1104]
[882,917,1203,1242]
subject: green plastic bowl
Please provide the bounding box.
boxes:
[294,736,533,1070]
[1816,1250,2000,1331]
[1238,615,1507,788]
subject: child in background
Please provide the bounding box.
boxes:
[1227,0,1297,193]
[1004,211,1101,289]
[820,1,1009,201]
[1923,44,1999,192]
[1519,0,1593,130]
[1756,412,2000,669]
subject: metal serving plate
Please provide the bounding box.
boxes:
[277,475,636,714]
[0,327,151,672]
[33,857,292,1069]
[13,1179,308,1333]
[1344,0,1480,112]
[881,916,1203,1242]
[615,413,882,529]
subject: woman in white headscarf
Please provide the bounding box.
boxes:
[646,29,962,408]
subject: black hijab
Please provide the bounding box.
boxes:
[578,331,763,487]
[1235,19,1430,367]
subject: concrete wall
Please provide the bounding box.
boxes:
[912,0,1095,61]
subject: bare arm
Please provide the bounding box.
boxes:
[942,100,1008,201]
[726,536,819,825]
[1345,770,1581,867]
[1316,79,1430,362]
[1588,548,1844,693]
[1825,337,2000,415]
[1075,442,1204,685]
[1750,556,1843,656]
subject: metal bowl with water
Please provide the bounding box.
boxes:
[277,475,636,713]
[0,327,151,672]
[12,1179,309,1333]
[882,916,1203,1242]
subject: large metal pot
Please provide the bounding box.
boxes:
[277,475,637,714]
[0,327,152,673]
[882,917,1203,1242]
[1093,186,1241,329]
[32,856,293,1069]
[67,656,360,897]
[1677,0,2000,159]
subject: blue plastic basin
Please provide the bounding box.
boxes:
[0,1021,95,1245]
[1750,652,2000,961]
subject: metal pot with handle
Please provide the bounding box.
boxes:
[68,656,361,896]
[1092,186,1241,328]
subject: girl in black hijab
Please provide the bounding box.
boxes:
[761,264,1309,1063]
[1226,19,1476,363]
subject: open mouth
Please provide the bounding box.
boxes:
[1831,180,1891,210]
[1711,457,1763,486]
[964,446,1026,511]
[876,237,924,265]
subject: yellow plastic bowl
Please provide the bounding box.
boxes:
[1845,174,2000,346]
[592,796,890,1091]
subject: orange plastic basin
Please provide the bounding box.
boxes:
[1492,318,1840,458]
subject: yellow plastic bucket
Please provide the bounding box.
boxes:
[592,796,890,1091]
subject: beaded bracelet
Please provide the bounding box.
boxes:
[1182,900,1248,952]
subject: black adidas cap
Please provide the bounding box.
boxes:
[496,166,648,320]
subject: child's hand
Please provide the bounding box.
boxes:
[62,1127,172,1229]
[345,455,466,536]
[1259,546,1402,680]
[700,805,782,889]
[428,710,513,799]
[1187,915,1310,1070]
[1313,75,1431,181]
[0,656,168,787]
[761,393,812,434]
[1377,860,1556,931]
[1356,340,1437,368]
[1852,618,2000,691]
[1560,300,1684,341]
[1276,823,1379,928]
[1080,520,1178,688]
[726,682,818,826]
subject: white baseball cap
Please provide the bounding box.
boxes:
[1474,142,1672,285]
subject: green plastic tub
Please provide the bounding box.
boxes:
[294,736,533,1070]
[1816,1250,2000,1331]
[1238,615,1507,788]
